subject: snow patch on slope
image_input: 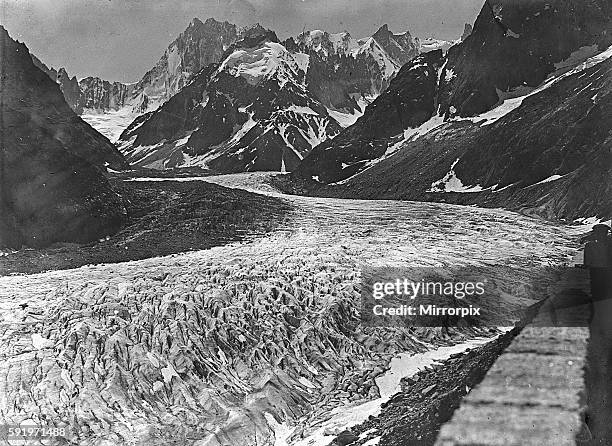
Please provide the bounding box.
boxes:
[286,105,318,115]
[534,174,565,185]
[428,158,487,193]
[299,117,335,148]
[327,108,363,127]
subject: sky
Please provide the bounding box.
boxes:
[0,0,483,83]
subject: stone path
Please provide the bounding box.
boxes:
[436,282,592,446]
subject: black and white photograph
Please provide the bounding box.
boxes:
[0,0,611,444]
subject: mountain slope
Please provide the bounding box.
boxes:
[296,50,444,183]
[297,0,612,181]
[118,30,342,172]
[438,0,612,118]
[293,0,612,220]
[293,46,612,220]
[31,56,86,113]
[0,27,128,248]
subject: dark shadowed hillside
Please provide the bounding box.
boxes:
[438,0,612,117]
[288,53,612,220]
[296,50,444,183]
[0,27,128,248]
[293,0,612,220]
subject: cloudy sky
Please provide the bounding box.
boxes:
[0,0,483,83]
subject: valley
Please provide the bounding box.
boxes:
[1,0,611,444]
[0,172,585,445]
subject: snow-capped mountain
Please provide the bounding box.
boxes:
[117,29,342,172]
[294,0,612,220]
[291,24,419,75]
[35,19,427,146]
[416,37,457,53]
[284,25,419,112]
[294,29,360,55]
[296,50,445,183]
[0,26,127,248]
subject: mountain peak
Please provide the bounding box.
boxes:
[187,17,230,29]
[240,23,267,34]
[371,23,418,66]
[189,17,232,29]
[373,23,412,39]
[236,23,278,46]
[204,17,227,26]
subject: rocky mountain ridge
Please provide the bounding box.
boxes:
[35,18,439,146]
[293,0,612,220]
[32,17,240,115]
[32,54,131,114]
[31,56,87,114]
[283,25,421,112]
